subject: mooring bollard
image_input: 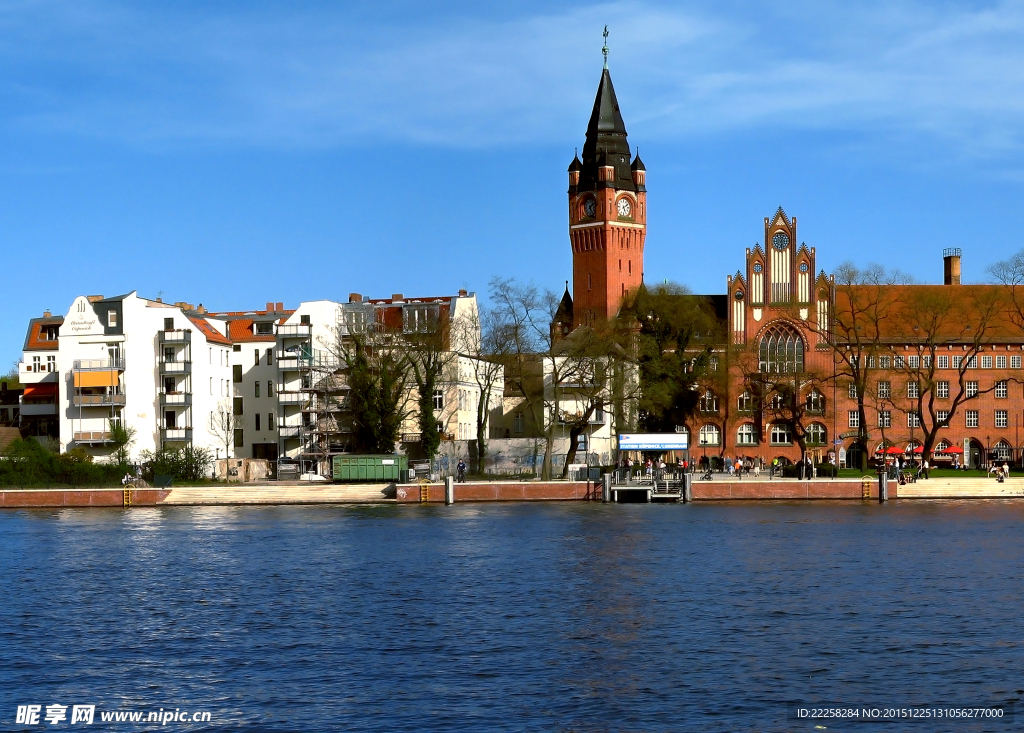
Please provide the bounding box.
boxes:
[878,472,888,503]
[683,473,692,503]
[602,473,611,503]
[445,476,454,505]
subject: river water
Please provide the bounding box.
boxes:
[2,500,1023,732]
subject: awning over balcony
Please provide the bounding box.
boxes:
[23,383,57,397]
[74,370,119,388]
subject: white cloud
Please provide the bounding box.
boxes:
[3,0,1024,156]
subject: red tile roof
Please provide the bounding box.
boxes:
[187,316,232,346]
[23,317,63,351]
[228,318,276,343]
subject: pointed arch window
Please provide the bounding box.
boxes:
[759,324,804,374]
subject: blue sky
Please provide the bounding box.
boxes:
[5,0,1024,365]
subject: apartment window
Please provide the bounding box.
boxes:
[164,347,175,363]
[255,414,261,431]
[936,381,949,399]
[737,391,752,412]
[908,355,920,369]
[938,355,949,369]
[255,322,273,335]
[269,413,275,430]
[966,410,979,428]
[233,365,242,382]
[164,317,174,330]
[982,356,993,369]
[967,356,978,369]
[46,355,55,372]
[966,381,978,398]
[770,423,792,445]
[107,310,117,328]
[255,349,260,366]
[952,356,962,369]
[996,380,1008,399]
[233,397,243,416]
[32,356,40,372]
[1012,356,1022,369]
[806,390,824,413]
[848,383,858,399]
[877,381,891,399]
[806,423,826,447]
[404,305,439,334]
[995,440,1012,460]
[300,314,311,325]
[266,348,273,366]
[923,355,932,368]
[234,429,244,448]
[907,381,919,399]
[907,412,921,428]
[233,344,241,352]
[937,410,950,426]
[268,381,274,397]
[868,356,876,368]
[995,410,1008,428]
[255,382,260,398]
[432,389,444,411]
[513,412,524,434]
[878,410,891,428]
[848,411,860,428]
[894,355,905,369]
[997,355,1007,369]
[699,424,722,446]
[878,355,891,369]
[736,424,758,445]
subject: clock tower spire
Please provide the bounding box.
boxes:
[567,40,646,329]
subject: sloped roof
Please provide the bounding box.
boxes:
[23,316,64,351]
[228,318,277,343]
[187,316,232,346]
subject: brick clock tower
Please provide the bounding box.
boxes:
[561,58,646,333]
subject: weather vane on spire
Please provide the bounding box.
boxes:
[602,25,609,69]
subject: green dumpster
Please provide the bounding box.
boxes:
[332,454,408,482]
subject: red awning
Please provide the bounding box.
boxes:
[23,383,56,397]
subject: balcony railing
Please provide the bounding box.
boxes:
[73,394,127,407]
[159,329,192,343]
[74,431,113,443]
[278,426,302,438]
[278,391,306,404]
[277,324,312,337]
[161,427,193,442]
[160,392,192,406]
[159,360,192,374]
[73,358,125,371]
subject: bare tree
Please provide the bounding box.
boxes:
[451,306,506,474]
[210,399,235,476]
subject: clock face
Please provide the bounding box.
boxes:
[771,232,790,250]
[617,198,632,218]
[583,198,597,218]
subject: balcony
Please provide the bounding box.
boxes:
[73,394,127,407]
[160,392,192,407]
[20,403,56,416]
[159,360,192,375]
[74,431,113,444]
[74,358,125,371]
[159,329,191,343]
[278,391,306,404]
[279,426,302,438]
[161,427,193,442]
[277,324,312,337]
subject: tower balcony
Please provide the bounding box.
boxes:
[159,360,192,375]
[160,392,193,407]
[277,324,312,338]
[159,329,192,343]
[161,427,193,442]
[74,431,114,444]
[73,358,125,371]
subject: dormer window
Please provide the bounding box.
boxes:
[107,310,117,328]
[255,322,274,335]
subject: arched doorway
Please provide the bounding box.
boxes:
[845,442,866,471]
[967,439,984,470]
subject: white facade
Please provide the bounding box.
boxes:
[18,293,233,462]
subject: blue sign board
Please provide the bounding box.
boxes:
[619,433,689,450]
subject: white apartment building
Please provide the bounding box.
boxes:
[19,293,233,462]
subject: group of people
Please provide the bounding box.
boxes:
[618,453,828,481]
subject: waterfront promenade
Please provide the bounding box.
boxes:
[2,475,1024,507]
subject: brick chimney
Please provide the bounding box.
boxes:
[392,294,404,302]
[944,248,962,285]
[43,310,51,317]
[266,302,274,312]
[458,289,468,297]
[348,293,362,303]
